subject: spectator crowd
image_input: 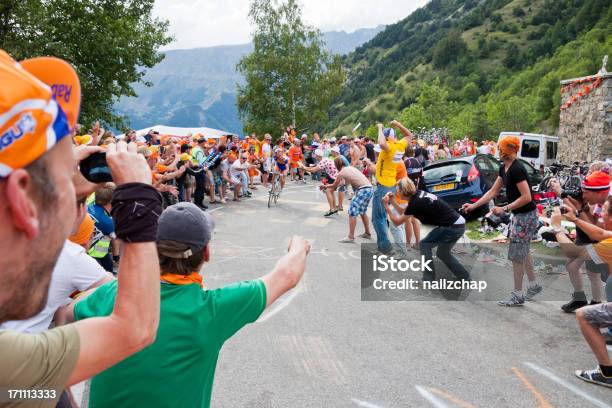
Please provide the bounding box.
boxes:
[0,48,611,408]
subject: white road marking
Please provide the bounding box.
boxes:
[523,362,612,408]
[348,250,361,259]
[257,282,304,323]
[207,206,224,213]
[415,386,451,408]
[351,398,384,408]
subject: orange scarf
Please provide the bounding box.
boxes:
[161,272,204,288]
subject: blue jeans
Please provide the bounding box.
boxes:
[420,225,470,281]
[389,208,408,255]
[241,171,249,195]
[177,183,185,202]
[372,184,395,252]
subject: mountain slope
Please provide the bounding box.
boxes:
[328,0,612,138]
[114,26,385,134]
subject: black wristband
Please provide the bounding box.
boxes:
[110,183,162,243]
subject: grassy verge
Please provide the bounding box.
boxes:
[465,219,500,241]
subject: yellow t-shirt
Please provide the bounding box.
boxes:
[376,138,408,187]
[588,237,612,267]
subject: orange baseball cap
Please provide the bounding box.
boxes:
[0,50,81,177]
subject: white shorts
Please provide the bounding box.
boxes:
[263,158,273,172]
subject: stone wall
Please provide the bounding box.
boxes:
[557,72,612,163]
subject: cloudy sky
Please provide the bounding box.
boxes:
[154,0,428,50]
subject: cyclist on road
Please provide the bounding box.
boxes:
[272,148,289,190]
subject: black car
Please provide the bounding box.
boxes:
[423,154,543,217]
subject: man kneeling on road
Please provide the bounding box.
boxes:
[61,202,311,408]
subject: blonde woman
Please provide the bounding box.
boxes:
[383,177,470,282]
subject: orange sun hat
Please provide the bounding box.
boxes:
[69,212,95,247]
[498,135,520,155]
[0,50,81,177]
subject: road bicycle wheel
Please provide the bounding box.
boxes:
[268,184,274,208]
[274,180,280,204]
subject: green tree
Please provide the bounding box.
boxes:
[486,96,537,134]
[398,78,459,131]
[365,124,379,139]
[432,30,468,69]
[512,7,525,18]
[460,82,481,103]
[398,103,429,130]
[237,0,345,135]
[0,0,172,128]
[503,43,521,69]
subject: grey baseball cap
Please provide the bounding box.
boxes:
[156,202,215,258]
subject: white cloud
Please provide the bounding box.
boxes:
[154,0,428,50]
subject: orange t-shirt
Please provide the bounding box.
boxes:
[248,153,258,177]
[288,146,303,167]
[395,162,408,204]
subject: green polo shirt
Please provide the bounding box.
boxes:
[74,278,266,408]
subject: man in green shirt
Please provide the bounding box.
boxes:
[64,202,311,408]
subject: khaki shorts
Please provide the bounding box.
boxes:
[583,302,612,328]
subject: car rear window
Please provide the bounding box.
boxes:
[424,162,470,181]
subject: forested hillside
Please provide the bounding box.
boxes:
[328,0,612,140]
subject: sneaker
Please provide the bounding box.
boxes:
[525,284,543,301]
[338,236,355,243]
[497,292,525,307]
[561,293,588,313]
[358,233,372,239]
[575,368,612,389]
[220,199,227,204]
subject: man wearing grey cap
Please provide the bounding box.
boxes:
[61,202,311,408]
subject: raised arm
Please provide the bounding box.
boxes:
[377,123,389,152]
[260,236,310,307]
[390,119,413,142]
[67,141,162,385]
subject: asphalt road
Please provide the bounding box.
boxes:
[202,181,611,408]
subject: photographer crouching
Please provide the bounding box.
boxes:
[551,195,612,388]
[549,167,611,312]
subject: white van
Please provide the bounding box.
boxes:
[497,132,558,170]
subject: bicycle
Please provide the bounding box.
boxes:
[539,161,585,193]
[268,171,282,208]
